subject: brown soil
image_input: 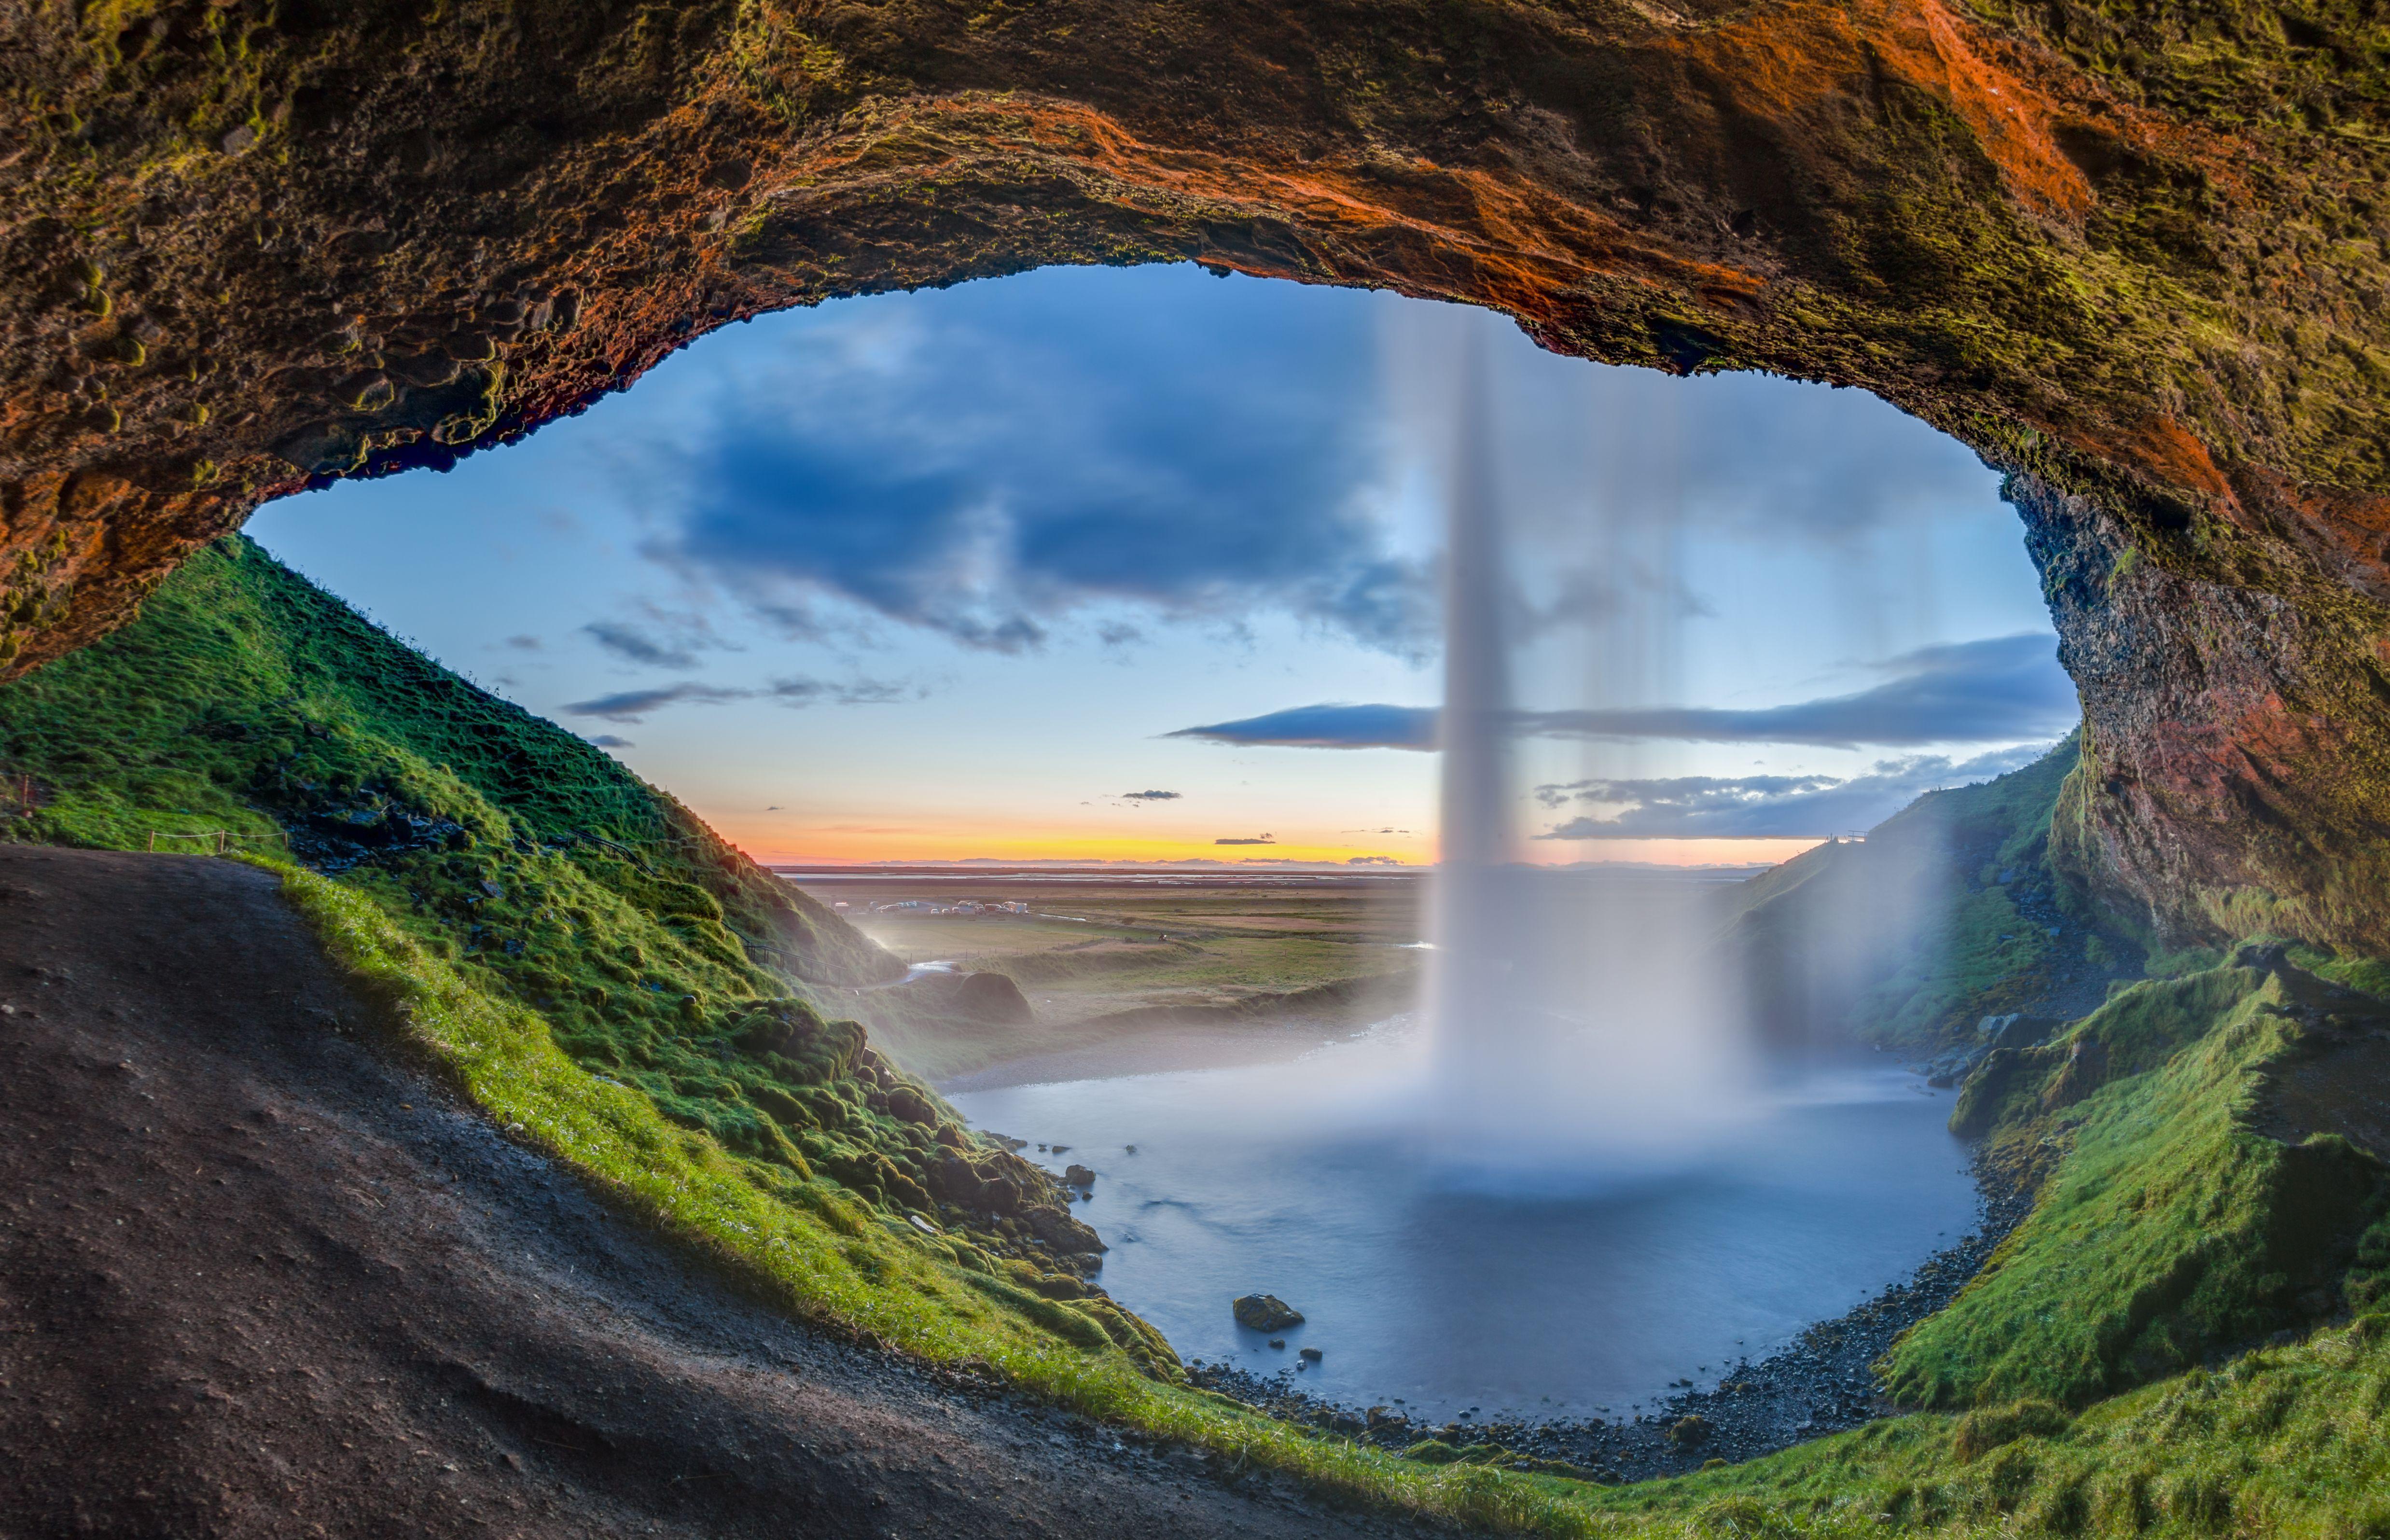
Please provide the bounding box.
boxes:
[0,846,1424,1540]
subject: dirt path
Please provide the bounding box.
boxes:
[0,847,1430,1540]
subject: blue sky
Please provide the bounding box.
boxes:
[247,264,2067,866]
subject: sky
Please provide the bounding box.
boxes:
[246,264,2070,868]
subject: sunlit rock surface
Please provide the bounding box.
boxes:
[5,0,2390,943]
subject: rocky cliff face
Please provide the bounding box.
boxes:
[5,0,2390,945]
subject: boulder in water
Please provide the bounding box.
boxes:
[1233,1293,1305,1332]
[1063,1163,1096,1188]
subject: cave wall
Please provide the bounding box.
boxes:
[6,0,2390,948]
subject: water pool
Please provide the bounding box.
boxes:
[950,1023,1976,1422]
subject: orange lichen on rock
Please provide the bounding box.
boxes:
[764,96,1771,326]
[1677,0,2094,220]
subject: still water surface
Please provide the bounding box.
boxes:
[950,1023,1976,1422]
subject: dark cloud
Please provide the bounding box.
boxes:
[583,621,698,670]
[763,676,909,707]
[562,682,748,723]
[1121,790,1181,802]
[565,676,904,722]
[644,268,1435,656]
[1169,703,1438,750]
[1515,634,2075,749]
[1167,634,2072,751]
[586,734,632,748]
[500,634,543,652]
[1531,746,2052,840]
[1215,834,1277,845]
[1348,855,1404,865]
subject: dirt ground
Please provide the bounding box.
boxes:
[0,846,1432,1540]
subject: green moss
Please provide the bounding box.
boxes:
[1889,964,2390,1407]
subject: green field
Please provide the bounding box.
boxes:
[788,874,1424,1082]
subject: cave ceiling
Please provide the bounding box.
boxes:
[7,0,2390,946]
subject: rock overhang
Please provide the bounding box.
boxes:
[5,0,2390,945]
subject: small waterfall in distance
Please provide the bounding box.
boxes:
[1410,312,1755,1185]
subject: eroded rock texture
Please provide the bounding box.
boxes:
[4,0,2390,944]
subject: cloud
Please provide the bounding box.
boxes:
[1215,834,1277,845]
[1475,340,2004,550]
[1515,634,2075,750]
[1531,745,2054,840]
[1169,703,1438,750]
[562,682,749,723]
[586,734,633,748]
[563,675,906,721]
[639,268,1436,656]
[1167,635,2074,751]
[1348,855,1404,865]
[583,620,698,670]
[501,634,543,652]
[763,676,909,707]
[1121,790,1181,802]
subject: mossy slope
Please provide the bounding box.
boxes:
[0,536,1157,1351]
[1894,959,2390,1407]
[1717,735,2140,1056]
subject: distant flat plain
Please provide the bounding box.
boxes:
[778,868,1425,1087]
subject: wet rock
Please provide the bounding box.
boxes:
[1666,1415,1711,1448]
[1298,1347,1322,1362]
[1022,1202,1105,1256]
[1924,1045,1987,1088]
[1976,1013,2062,1051]
[1233,1294,1305,1332]
[1063,1163,1096,1188]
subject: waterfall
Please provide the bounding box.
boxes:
[1413,315,1753,1182]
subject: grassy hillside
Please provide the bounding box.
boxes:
[1895,958,2390,1406]
[0,537,1176,1364]
[1716,737,2143,1056]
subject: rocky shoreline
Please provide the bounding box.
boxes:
[1184,1143,2036,1485]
